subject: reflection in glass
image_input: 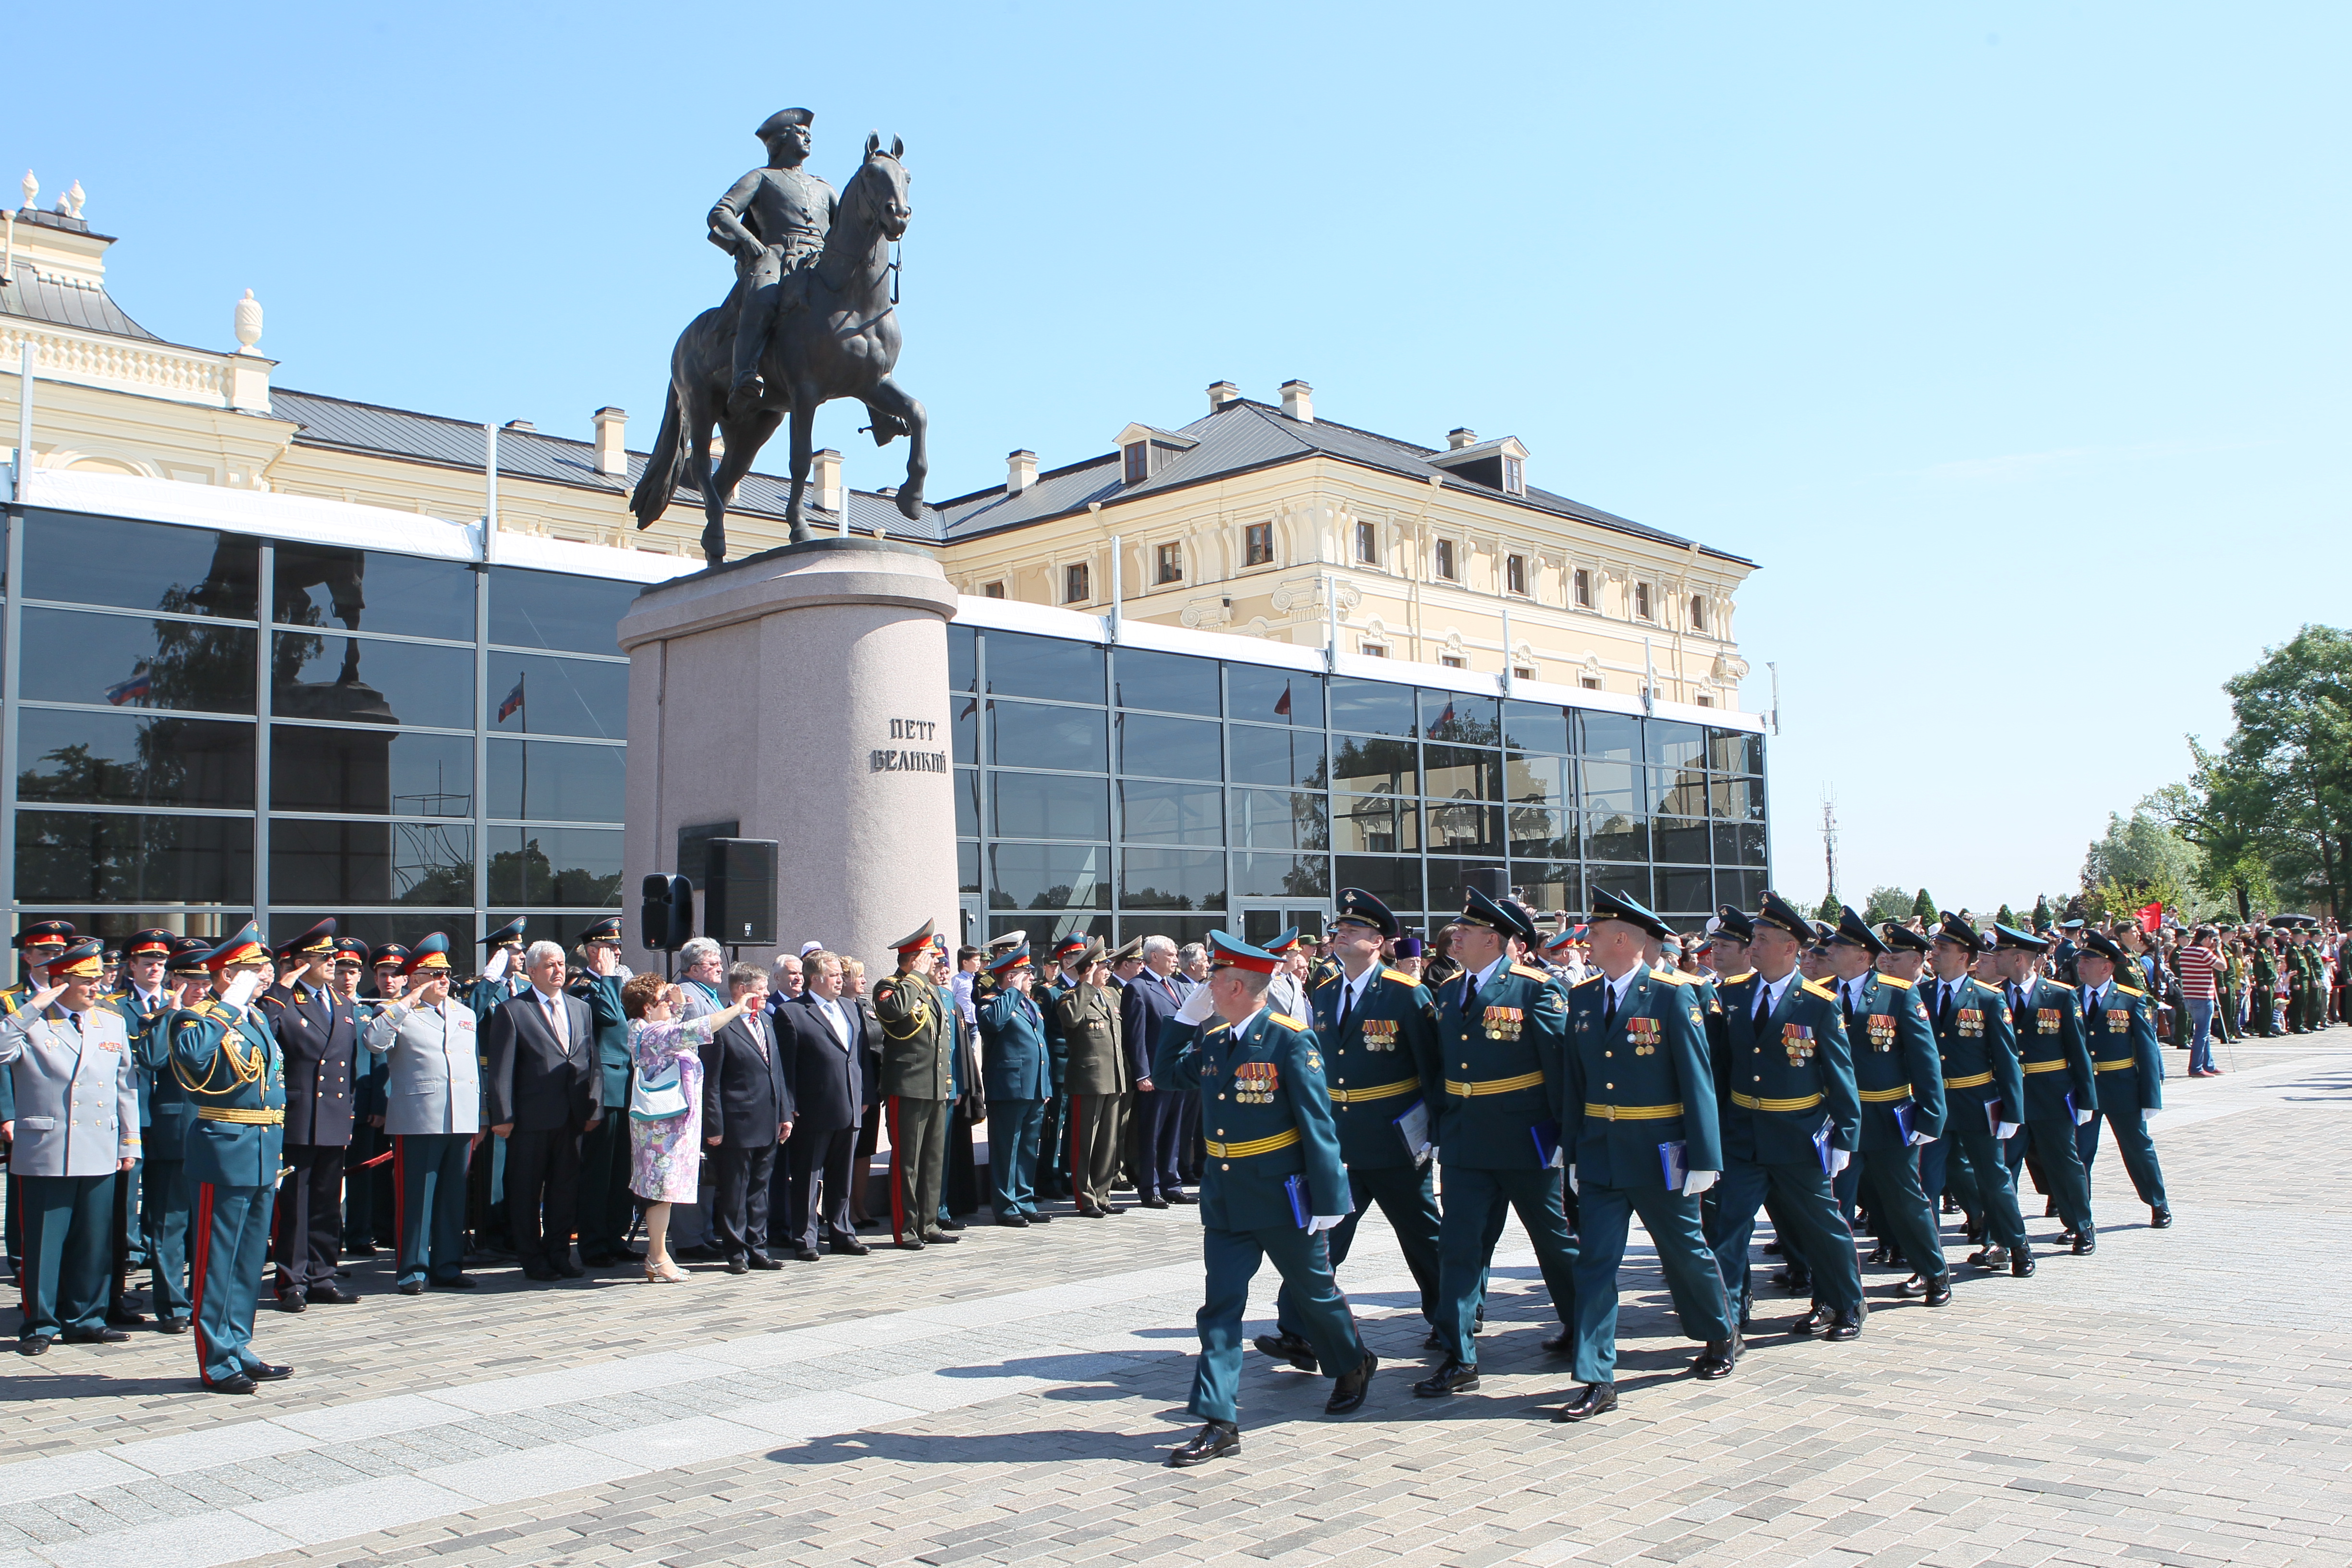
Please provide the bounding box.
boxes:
[1228,723,1326,788]
[1120,848,1226,911]
[1718,869,1766,911]
[1585,813,1649,863]
[1656,867,1714,914]
[1228,789,1326,851]
[16,809,253,904]
[955,769,979,838]
[1425,860,1483,918]
[1588,864,1653,907]
[992,912,1112,946]
[273,633,473,729]
[17,708,254,809]
[949,623,977,691]
[278,547,476,642]
[485,738,622,822]
[1422,745,1500,802]
[1715,821,1768,867]
[1328,675,1418,737]
[989,842,1110,910]
[1418,691,1500,745]
[484,652,627,739]
[1126,914,1219,951]
[23,513,258,619]
[1708,729,1764,776]
[1710,774,1764,822]
[1647,719,1706,773]
[487,827,624,906]
[992,771,1110,839]
[277,725,475,817]
[1512,862,1581,916]
[1505,753,1571,811]
[952,690,980,762]
[24,608,257,714]
[957,840,980,894]
[1507,806,1571,860]
[1333,854,1420,912]
[1652,817,1711,864]
[985,631,1104,703]
[1233,853,1330,900]
[1123,781,1224,845]
[1331,792,1417,855]
[1580,759,1642,817]
[1330,735,1416,797]
[488,566,641,654]
[274,911,479,958]
[1654,758,1708,817]
[1118,712,1221,780]
[1423,798,1501,857]
[1226,663,1321,726]
[1502,700,1573,756]
[1113,649,1220,716]
[1582,712,1642,763]
[270,820,476,906]
[989,701,1107,772]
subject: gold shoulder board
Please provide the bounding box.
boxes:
[1800,978,1839,1001]
[1571,973,1603,988]
[1381,968,1417,987]
[1649,967,1690,985]
[2114,984,2146,999]
[1512,963,1552,981]
[1271,1014,1308,1031]
[1720,970,1757,985]
[1876,974,1913,990]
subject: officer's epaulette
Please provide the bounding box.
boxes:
[0,991,17,1018]
[104,989,128,1003]
[1381,968,1418,987]
[1271,1013,1309,1031]
[2114,983,2146,999]
[1800,978,1839,1002]
[1511,963,1551,981]
[255,990,288,1008]
[1571,973,1603,988]
[1648,967,1691,985]
[1876,974,1914,990]
[1719,970,1757,985]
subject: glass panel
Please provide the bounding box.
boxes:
[992,771,1110,840]
[1715,822,1768,867]
[984,631,1104,702]
[992,912,1111,945]
[1233,853,1329,900]
[989,842,1111,911]
[1332,854,1420,912]
[16,708,253,809]
[1119,848,1226,911]
[484,738,620,822]
[954,768,980,838]
[1507,806,1571,860]
[957,840,980,895]
[1119,913,1218,952]
[1656,868,1715,914]
[1226,663,1321,727]
[1423,799,1501,857]
[1228,789,1325,851]
[1331,792,1418,855]
[989,699,1107,772]
[1117,712,1220,780]
[484,652,628,740]
[1588,864,1652,907]
[487,826,625,906]
[1502,700,1572,756]
[23,607,256,714]
[1113,648,1220,716]
[1423,745,1501,803]
[277,911,478,960]
[1708,728,1764,776]
[1512,862,1581,916]
[277,725,475,817]
[1647,719,1707,772]
[1328,674,1417,737]
[949,623,977,691]
[273,632,472,729]
[270,819,476,906]
[24,512,257,619]
[1709,775,1764,822]
[951,690,980,762]
[16,809,253,904]
[1505,753,1571,811]
[1654,754,1709,817]
[1419,690,1500,745]
[1718,869,1766,910]
[1425,859,1490,919]
[1580,759,1643,817]
[1581,711,1642,763]
[1228,723,1326,788]
[278,546,476,642]
[1123,781,1225,845]
[1584,813,1649,863]
[1653,817,1712,864]
[1330,735,1416,797]
[488,566,640,654]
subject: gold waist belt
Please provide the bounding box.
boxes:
[1203,1127,1301,1159]
[1444,1070,1546,1097]
[2094,1058,2136,1072]
[1857,1085,1913,1104]
[1584,1102,1683,1122]
[1943,1071,1994,1090]
[196,1106,284,1125]
[2021,1059,2068,1074]
[1330,1078,1419,1104]
[1730,1090,1824,1112]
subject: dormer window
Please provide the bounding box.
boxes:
[1573,568,1593,608]
[1156,542,1183,584]
[1502,454,1524,495]
[1123,442,1150,485]
[1427,433,1531,496]
[1689,594,1708,632]
[1064,563,1090,604]
[1112,422,1199,489]
[1245,522,1274,567]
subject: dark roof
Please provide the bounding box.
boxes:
[0,268,159,341]
[932,399,1754,567]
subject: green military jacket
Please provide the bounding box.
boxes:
[1838,970,1944,1149]
[1924,973,2025,1131]
[1054,981,1127,1098]
[2008,972,2096,1121]
[1306,963,1440,1169]
[873,968,953,1100]
[2082,979,2164,1111]
[1152,1006,1348,1231]
[1564,964,1721,1186]
[1715,970,1861,1165]
[168,995,287,1188]
[1433,959,1570,1172]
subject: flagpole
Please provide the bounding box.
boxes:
[516,672,527,821]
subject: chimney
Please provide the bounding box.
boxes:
[1207,380,1240,412]
[1447,427,1477,450]
[592,407,628,477]
[813,448,844,514]
[1007,449,1037,494]
[503,419,536,433]
[1280,380,1314,424]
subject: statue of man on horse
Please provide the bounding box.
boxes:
[630,109,927,566]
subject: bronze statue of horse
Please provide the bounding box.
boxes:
[630,135,925,563]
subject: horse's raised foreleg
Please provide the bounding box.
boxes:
[784,388,820,545]
[867,377,928,522]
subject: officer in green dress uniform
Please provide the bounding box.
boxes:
[2074,929,2172,1227]
[463,918,530,1253]
[257,918,361,1310]
[167,923,295,1393]
[979,942,1055,1224]
[1551,887,1739,1422]
[1991,925,2099,1254]
[569,917,640,1265]
[134,937,214,1333]
[1708,894,1866,1339]
[2,920,77,1272]
[1152,930,1374,1468]
[875,921,957,1249]
[1256,888,1445,1370]
[1033,934,1088,1202]
[343,941,401,1258]
[1923,914,2035,1276]
[104,929,177,1327]
[1821,909,1949,1305]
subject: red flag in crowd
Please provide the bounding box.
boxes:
[2136,902,2163,933]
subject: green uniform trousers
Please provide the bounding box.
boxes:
[1856,1146,1947,1284]
[1276,1161,1444,1339]
[1433,1165,1578,1363]
[395,1134,472,1287]
[141,1156,193,1318]
[1707,1157,1861,1316]
[1189,1222,1362,1424]
[1568,1180,1732,1386]
[2006,1117,2092,1235]
[1066,1090,1126,1213]
[2082,1105,2169,1210]
[17,1172,116,1339]
[190,1180,275,1387]
[887,1095,948,1242]
[1940,1127,2027,1252]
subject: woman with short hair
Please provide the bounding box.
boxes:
[623,973,750,1282]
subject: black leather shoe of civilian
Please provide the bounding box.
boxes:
[921,1229,960,1244]
[830,1238,871,1256]
[723,1257,749,1275]
[1165,1190,1197,1204]
[554,1260,587,1279]
[1553,1382,1616,1422]
[1412,1359,1480,1397]
[523,1265,563,1282]
[306,1285,359,1304]
[746,1253,784,1270]
[1252,1332,1315,1371]
[1326,1352,1377,1415]
[1140,1196,1170,1209]
[275,1292,308,1312]
[1166,1421,1240,1468]
[795,1247,822,1262]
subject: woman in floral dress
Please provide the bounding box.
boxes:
[622,975,751,1282]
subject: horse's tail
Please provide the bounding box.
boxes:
[628,381,686,530]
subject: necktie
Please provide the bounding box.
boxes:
[1463,970,1480,1017]
[545,994,566,1047]
[1752,981,1771,1027]
[1337,977,1356,1033]
[1843,980,1860,1022]
[1605,978,1623,1032]
[1939,982,1955,1027]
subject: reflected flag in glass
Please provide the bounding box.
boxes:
[497,674,526,724]
[104,663,153,706]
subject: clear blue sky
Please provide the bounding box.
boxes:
[14,2,2348,912]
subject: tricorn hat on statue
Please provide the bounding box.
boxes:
[756,108,814,140]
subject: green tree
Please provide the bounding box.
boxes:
[1912,888,1937,920]
[1862,885,1911,924]
[1996,903,2017,930]
[1814,892,1839,921]
[2032,894,2053,929]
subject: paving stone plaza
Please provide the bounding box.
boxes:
[4,1037,2347,1568]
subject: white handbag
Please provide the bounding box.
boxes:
[630,1063,689,1121]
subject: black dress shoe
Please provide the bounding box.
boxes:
[1791,1304,1834,1335]
[616,1245,647,1262]
[554,1260,587,1279]
[1772,1268,1812,1294]
[1691,1331,1741,1378]
[1864,1243,1892,1267]
[523,1265,563,1282]
[723,1257,750,1275]
[921,1229,960,1244]
[397,1281,425,1296]
[1140,1196,1170,1210]
[995,1213,1031,1227]
[275,1293,308,1313]
[1824,1309,1863,1342]
[1965,1246,2008,1269]
[1166,1420,1240,1467]
[108,1305,151,1327]
[578,1251,617,1268]
[1326,1352,1377,1415]
[1896,1273,1932,1298]
[1253,1332,1316,1372]
[1412,1359,1480,1397]
[1924,1279,1953,1307]
[157,1314,192,1332]
[1762,1239,1784,1256]
[830,1238,871,1256]
[1165,1190,1197,1204]
[674,1243,723,1262]
[795,1246,822,1262]
[2044,1197,2059,1218]
[431,1274,478,1289]
[2071,1230,2096,1255]
[1540,1328,1573,1354]
[344,1241,381,1257]
[898,1237,926,1251]
[18,1334,52,1355]
[1024,1210,1053,1224]
[1553,1382,1617,1422]
[2010,1250,2036,1278]
[2151,1206,2173,1229]
[937,1215,967,1231]
[61,1326,134,1344]
[248,1361,294,1381]
[747,1253,785,1270]
[306,1285,359,1305]
[208,1371,257,1394]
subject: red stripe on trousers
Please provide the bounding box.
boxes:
[887,1096,905,1243]
[393,1139,407,1271]
[190,1182,216,1384]
[272,1160,291,1293]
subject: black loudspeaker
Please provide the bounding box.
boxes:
[1464,867,1511,903]
[641,873,694,952]
[703,838,779,948]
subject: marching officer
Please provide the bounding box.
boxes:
[257,919,361,1309]
[1822,909,1949,1306]
[1553,887,1738,1421]
[2076,930,2172,1228]
[1992,925,2098,1254]
[1152,930,1374,1468]
[1257,888,1444,1370]
[978,941,1055,1224]
[1411,888,1580,1399]
[105,928,177,1327]
[875,921,956,1249]
[1924,914,2034,1276]
[167,923,294,1394]
[1708,896,1866,1340]
[1055,941,1131,1218]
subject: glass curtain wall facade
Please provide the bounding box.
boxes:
[950,622,1770,952]
[1,508,637,958]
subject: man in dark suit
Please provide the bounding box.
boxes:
[1120,934,1191,1208]
[777,950,869,1261]
[483,939,601,1281]
[256,918,361,1310]
[702,962,793,1272]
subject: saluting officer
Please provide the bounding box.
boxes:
[257,919,361,1310]
[978,941,1055,1224]
[134,938,215,1333]
[570,917,639,1267]
[1709,896,1866,1340]
[1823,909,1949,1306]
[1056,941,1131,1218]
[2,920,77,1267]
[2075,929,2173,1228]
[1152,931,1374,1468]
[366,935,484,1293]
[1411,889,1581,1400]
[875,921,956,1249]
[1257,888,1444,1371]
[105,929,177,1327]
[168,923,294,1394]
[1924,914,2035,1276]
[1992,925,2099,1255]
[1033,934,1089,1202]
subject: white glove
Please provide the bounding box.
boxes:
[1174,984,1217,1026]
[1906,1131,1936,1147]
[2073,1108,2094,1126]
[1682,1169,1719,1197]
[1566,1165,1579,1195]
[1307,1214,1344,1234]
[1995,1121,2021,1140]
[1547,1144,1565,1170]
[484,947,512,982]
[220,971,263,1012]
[2141,1109,2155,1125]
[1825,1148,1851,1176]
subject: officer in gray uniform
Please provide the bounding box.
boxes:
[710,108,839,416]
